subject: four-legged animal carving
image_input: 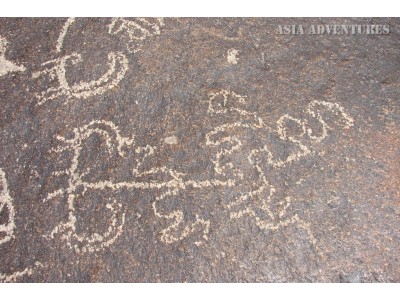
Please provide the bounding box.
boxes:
[205,89,354,254]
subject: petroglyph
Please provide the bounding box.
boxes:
[0,262,43,283]
[206,89,354,170]
[228,150,321,253]
[205,89,354,252]
[108,18,164,53]
[0,169,15,246]
[153,189,211,245]
[44,120,235,248]
[153,91,353,246]
[306,100,354,142]
[33,52,129,106]
[0,36,25,77]
[43,120,132,253]
[152,176,235,245]
[33,18,129,106]
[56,17,75,53]
[0,170,43,281]
[40,85,354,251]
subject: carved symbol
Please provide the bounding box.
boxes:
[205,89,354,254]
[33,18,129,106]
[33,52,129,106]
[108,18,164,53]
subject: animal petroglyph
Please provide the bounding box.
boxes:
[205,89,354,252]
[43,89,354,250]
[33,18,129,106]
[44,120,235,250]
[11,17,166,107]
[0,36,25,77]
[205,89,270,178]
[33,52,129,106]
[206,89,354,171]
[108,18,164,53]
[0,169,15,246]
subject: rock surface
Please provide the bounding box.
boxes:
[0,18,399,282]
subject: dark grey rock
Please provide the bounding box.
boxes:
[0,18,399,282]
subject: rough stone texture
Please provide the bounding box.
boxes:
[0,18,399,282]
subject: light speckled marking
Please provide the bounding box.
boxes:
[0,168,15,246]
[0,36,25,77]
[227,48,239,64]
[164,135,178,145]
[0,262,43,283]
[56,17,75,53]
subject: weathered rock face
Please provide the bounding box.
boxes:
[0,18,399,282]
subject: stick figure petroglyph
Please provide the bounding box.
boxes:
[0,36,25,77]
[43,120,132,253]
